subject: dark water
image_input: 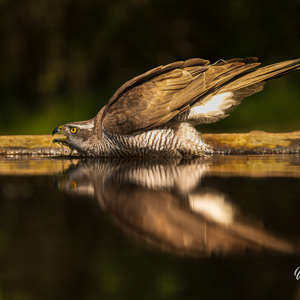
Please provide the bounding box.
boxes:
[0,155,300,300]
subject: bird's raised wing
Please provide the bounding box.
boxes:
[192,58,300,124]
[99,58,261,135]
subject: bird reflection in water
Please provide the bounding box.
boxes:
[57,158,297,257]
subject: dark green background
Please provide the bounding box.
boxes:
[1,0,299,134]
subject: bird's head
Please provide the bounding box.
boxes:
[52,118,97,155]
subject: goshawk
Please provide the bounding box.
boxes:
[52,57,300,158]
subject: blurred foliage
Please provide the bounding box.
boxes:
[0,0,299,134]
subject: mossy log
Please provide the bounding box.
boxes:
[0,131,300,156]
[203,130,300,154]
[0,135,70,156]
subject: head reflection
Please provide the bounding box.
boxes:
[57,158,297,257]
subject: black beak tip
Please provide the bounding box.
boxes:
[52,127,60,136]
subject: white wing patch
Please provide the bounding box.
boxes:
[180,82,265,125]
[189,193,234,224]
[189,92,234,118]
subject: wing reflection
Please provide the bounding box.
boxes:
[58,158,297,257]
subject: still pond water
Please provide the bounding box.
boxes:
[0,155,300,300]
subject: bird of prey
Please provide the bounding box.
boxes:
[52,57,300,158]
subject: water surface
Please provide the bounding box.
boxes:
[0,155,300,299]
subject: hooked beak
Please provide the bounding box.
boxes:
[52,126,61,136]
[52,126,68,144]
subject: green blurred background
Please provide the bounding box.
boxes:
[0,0,299,135]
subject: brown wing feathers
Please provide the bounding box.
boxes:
[223,59,300,92]
[100,58,300,135]
[173,61,260,106]
[102,66,201,134]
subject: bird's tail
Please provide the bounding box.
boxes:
[224,58,300,92]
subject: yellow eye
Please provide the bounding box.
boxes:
[70,181,77,189]
[70,127,77,134]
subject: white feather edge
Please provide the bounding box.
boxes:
[189,92,235,117]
